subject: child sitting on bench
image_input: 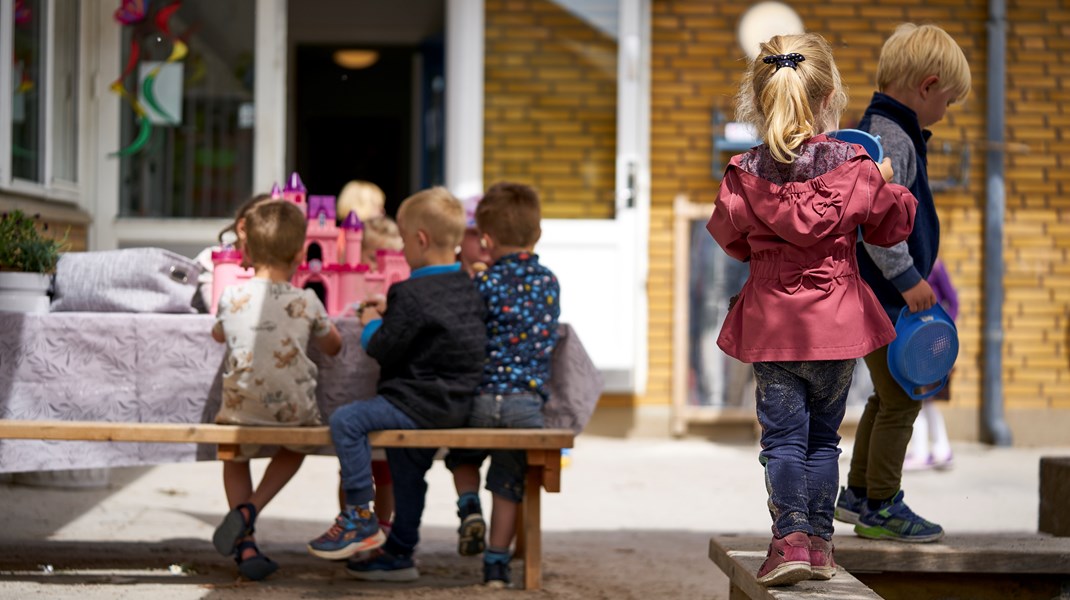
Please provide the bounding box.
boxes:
[446,181,561,589]
[307,187,486,582]
[210,199,343,581]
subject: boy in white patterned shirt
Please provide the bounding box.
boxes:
[210,199,342,581]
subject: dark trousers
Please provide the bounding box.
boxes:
[847,344,924,500]
[753,359,854,539]
[383,446,438,557]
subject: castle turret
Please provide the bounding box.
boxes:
[283,172,307,215]
[340,211,364,267]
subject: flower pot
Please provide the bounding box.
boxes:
[0,271,52,313]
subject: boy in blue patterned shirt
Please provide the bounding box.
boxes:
[445,181,561,588]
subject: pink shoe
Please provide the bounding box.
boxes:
[808,535,837,580]
[902,453,934,471]
[756,532,811,586]
[932,452,954,471]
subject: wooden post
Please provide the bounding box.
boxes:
[522,463,543,590]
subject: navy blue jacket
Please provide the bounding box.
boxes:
[856,92,939,324]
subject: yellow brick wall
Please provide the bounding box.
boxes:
[647,0,1068,415]
[482,1,1070,416]
[483,0,618,218]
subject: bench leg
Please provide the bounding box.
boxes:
[728,582,749,600]
[217,444,239,461]
[514,502,526,560]
[521,463,543,590]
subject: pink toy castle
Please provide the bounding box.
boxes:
[210,172,410,316]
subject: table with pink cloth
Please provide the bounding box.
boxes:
[0,313,599,473]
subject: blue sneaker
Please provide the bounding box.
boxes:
[483,560,512,589]
[307,510,385,560]
[346,549,419,582]
[854,490,944,543]
[834,486,866,525]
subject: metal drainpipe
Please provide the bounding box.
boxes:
[983,0,1013,445]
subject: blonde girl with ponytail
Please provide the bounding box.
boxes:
[706,32,918,587]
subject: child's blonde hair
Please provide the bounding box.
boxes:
[336,180,386,222]
[877,23,971,103]
[735,33,848,164]
[243,201,307,268]
[396,186,465,251]
[361,215,404,262]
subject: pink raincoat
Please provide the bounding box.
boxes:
[707,135,917,363]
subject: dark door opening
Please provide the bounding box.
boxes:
[294,45,414,215]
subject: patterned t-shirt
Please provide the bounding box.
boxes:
[212,279,332,426]
[476,252,560,400]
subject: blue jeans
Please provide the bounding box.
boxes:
[445,393,544,502]
[329,396,417,507]
[753,360,854,539]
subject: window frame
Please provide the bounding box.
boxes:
[0,0,81,203]
[88,0,285,251]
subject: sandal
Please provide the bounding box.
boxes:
[234,539,278,581]
[213,502,257,556]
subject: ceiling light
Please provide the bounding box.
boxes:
[333,49,379,70]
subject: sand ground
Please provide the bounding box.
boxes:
[0,435,1063,599]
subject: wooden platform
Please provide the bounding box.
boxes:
[0,419,574,590]
[712,533,1070,600]
[709,536,881,599]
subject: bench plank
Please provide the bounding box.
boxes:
[0,420,573,450]
[709,537,882,600]
[832,533,1070,575]
[713,534,1070,577]
[0,418,574,591]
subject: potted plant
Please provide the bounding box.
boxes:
[0,210,66,313]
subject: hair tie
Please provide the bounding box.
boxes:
[762,53,805,71]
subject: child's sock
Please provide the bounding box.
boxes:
[457,491,482,516]
[344,503,373,521]
[484,547,510,564]
[848,485,867,499]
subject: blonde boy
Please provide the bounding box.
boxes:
[836,23,971,543]
[308,187,486,582]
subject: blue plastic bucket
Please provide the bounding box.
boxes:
[828,129,884,163]
[887,304,959,401]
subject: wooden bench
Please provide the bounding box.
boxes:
[1040,456,1070,537]
[709,536,881,599]
[0,419,574,590]
[712,533,1070,600]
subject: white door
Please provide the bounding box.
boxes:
[447,0,650,394]
[523,1,649,394]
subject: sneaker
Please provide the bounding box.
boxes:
[457,504,486,557]
[308,511,386,560]
[483,560,512,589]
[931,452,954,471]
[756,532,811,586]
[854,490,944,543]
[807,535,836,580]
[903,453,934,471]
[345,549,419,582]
[834,486,866,525]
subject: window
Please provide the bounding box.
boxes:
[11,0,44,182]
[117,0,255,218]
[1,0,80,190]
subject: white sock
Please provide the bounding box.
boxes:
[908,408,929,459]
[923,401,951,460]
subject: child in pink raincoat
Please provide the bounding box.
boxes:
[706,33,917,587]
